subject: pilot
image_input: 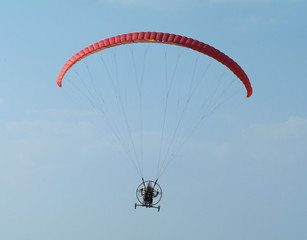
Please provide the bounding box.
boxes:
[143,182,159,205]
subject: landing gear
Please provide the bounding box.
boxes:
[135,178,162,212]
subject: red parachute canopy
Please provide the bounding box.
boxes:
[57,32,252,98]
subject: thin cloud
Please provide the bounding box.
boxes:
[99,0,298,6]
[247,116,307,140]
[98,0,202,10]
[187,116,307,164]
[98,0,304,13]
[235,15,280,31]
[236,116,307,162]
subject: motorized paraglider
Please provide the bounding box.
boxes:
[57,32,252,211]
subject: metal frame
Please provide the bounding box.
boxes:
[135,179,162,212]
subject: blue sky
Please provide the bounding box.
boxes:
[0,0,306,239]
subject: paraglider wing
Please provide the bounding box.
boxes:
[56,32,252,98]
